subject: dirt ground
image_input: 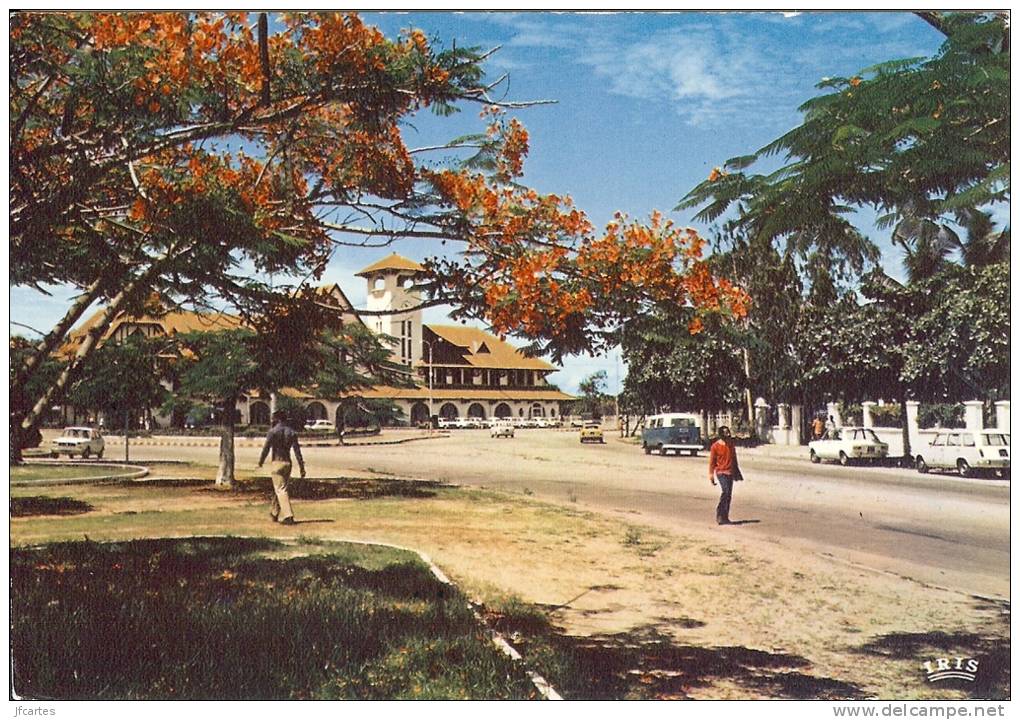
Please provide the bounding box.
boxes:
[10,456,1009,700]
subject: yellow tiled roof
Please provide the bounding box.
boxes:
[425,325,554,371]
[355,253,425,277]
[60,308,243,356]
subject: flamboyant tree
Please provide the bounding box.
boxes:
[11,11,748,458]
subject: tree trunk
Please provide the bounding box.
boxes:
[14,239,197,457]
[16,283,134,454]
[15,277,105,390]
[124,408,131,463]
[899,395,912,468]
[743,347,754,435]
[216,398,236,486]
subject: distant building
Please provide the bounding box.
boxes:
[57,253,573,427]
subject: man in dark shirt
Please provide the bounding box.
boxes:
[258,410,306,525]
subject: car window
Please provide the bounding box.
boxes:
[864,429,881,443]
[961,433,975,447]
[932,434,946,446]
[947,434,960,447]
[671,418,694,427]
[982,433,1008,446]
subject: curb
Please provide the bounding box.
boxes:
[296,537,562,701]
[13,461,149,486]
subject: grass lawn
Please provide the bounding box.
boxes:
[11,536,538,700]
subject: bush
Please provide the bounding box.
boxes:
[917,403,965,429]
[869,404,903,428]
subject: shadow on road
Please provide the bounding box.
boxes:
[485,607,865,700]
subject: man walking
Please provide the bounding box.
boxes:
[258,410,306,525]
[708,426,742,525]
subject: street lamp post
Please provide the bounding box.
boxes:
[422,339,434,432]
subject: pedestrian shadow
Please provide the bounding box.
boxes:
[854,628,1010,699]
[484,608,865,700]
[726,519,760,526]
[225,477,449,501]
[290,519,335,525]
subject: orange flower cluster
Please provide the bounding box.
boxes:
[89,13,262,113]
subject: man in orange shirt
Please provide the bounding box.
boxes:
[708,426,743,525]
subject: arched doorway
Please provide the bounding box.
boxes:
[531,403,545,418]
[467,403,486,420]
[410,402,430,425]
[494,403,512,418]
[306,401,327,421]
[439,403,458,420]
[249,401,270,425]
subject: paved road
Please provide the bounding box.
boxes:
[118,429,1011,598]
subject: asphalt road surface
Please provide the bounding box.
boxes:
[120,429,1011,599]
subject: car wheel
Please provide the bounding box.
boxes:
[50,451,58,459]
[916,456,928,474]
[957,458,973,478]
[81,447,91,460]
[97,449,104,459]
[657,444,664,456]
[643,444,650,455]
[810,450,820,464]
[838,451,849,466]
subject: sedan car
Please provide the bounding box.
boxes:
[808,427,888,465]
[914,430,1010,478]
[305,419,336,432]
[490,420,515,438]
[580,423,605,444]
[51,427,105,459]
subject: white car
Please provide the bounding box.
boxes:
[808,427,889,466]
[305,419,336,432]
[51,427,105,459]
[490,420,515,438]
[914,430,1010,478]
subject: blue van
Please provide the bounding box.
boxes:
[641,413,704,456]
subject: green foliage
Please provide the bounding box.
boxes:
[869,404,903,428]
[900,262,1010,400]
[574,370,609,418]
[66,335,170,423]
[621,311,743,414]
[678,13,1009,285]
[917,403,965,429]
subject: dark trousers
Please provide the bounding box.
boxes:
[716,473,734,523]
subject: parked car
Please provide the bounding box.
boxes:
[437,417,459,429]
[808,427,889,466]
[914,430,1010,478]
[51,427,105,459]
[305,419,336,432]
[641,413,703,456]
[580,422,605,444]
[490,420,515,439]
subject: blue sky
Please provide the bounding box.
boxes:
[10,11,950,395]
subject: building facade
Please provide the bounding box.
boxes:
[59,254,573,428]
